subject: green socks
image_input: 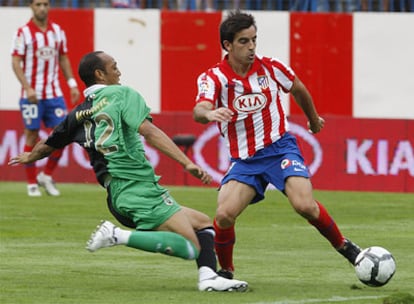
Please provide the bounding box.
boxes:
[127,230,199,260]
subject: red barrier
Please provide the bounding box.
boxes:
[289,13,353,116]
[1,111,413,192]
[160,11,222,112]
[49,9,94,110]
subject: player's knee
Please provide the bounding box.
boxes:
[293,200,319,220]
[215,208,236,229]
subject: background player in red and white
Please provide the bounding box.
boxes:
[11,0,80,197]
[193,11,362,280]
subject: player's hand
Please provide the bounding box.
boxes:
[307,116,325,134]
[70,87,81,105]
[184,163,212,185]
[26,87,38,104]
[206,107,233,123]
[8,152,31,165]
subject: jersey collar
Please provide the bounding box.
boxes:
[221,54,261,79]
[83,84,107,98]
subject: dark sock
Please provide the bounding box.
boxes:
[196,227,217,271]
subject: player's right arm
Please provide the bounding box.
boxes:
[8,139,56,166]
[193,101,233,124]
[139,119,212,185]
[11,55,37,103]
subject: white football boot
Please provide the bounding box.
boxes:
[37,172,60,196]
[27,184,42,197]
[86,220,118,252]
[198,267,248,292]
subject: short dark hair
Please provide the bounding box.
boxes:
[219,11,256,50]
[78,51,105,87]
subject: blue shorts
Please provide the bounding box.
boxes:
[19,97,67,130]
[221,132,310,204]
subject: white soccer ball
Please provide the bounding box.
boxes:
[354,246,396,287]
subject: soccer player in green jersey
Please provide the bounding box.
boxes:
[9,51,248,292]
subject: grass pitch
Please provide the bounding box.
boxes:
[0,182,413,304]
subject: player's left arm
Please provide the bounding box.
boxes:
[8,139,55,166]
[139,119,212,184]
[290,76,324,134]
[59,54,80,105]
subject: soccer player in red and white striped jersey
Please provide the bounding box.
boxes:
[193,11,362,281]
[11,0,80,197]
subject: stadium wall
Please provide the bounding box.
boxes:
[0,9,413,192]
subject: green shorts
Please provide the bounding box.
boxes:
[109,178,181,230]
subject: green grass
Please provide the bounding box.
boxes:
[0,182,413,304]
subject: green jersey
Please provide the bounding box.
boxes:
[90,85,159,182]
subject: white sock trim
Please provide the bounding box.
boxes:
[114,228,131,245]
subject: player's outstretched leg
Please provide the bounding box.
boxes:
[308,201,361,265]
[86,220,199,260]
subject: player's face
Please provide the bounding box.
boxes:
[31,0,49,23]
[227,25,257,65]
[99,54,121,85]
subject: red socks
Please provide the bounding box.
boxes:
[24,145,63,183]
[213,218,235,271]
[24,145,37,184]
[309,201,345,249]
[213,201,344,271]
[44,149,63,175]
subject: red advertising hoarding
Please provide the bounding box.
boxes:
[1,111,413,192]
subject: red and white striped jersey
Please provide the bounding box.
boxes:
[196,55,295,160]
[11,19,68,100]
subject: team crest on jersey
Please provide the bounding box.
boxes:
[257,75,269,90]
[162,193,174,206]
[36,47,56,60]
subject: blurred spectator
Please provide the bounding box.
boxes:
[1,0,412,11]
[389,0,412,11]
[175,0,214,10]
[197,0,214,11]
[112,0,137,7]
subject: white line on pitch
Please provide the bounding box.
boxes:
[250,295,386,304]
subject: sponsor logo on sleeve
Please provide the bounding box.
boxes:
[281,158,291,169]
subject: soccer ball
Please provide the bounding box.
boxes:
[354,246,396,287]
